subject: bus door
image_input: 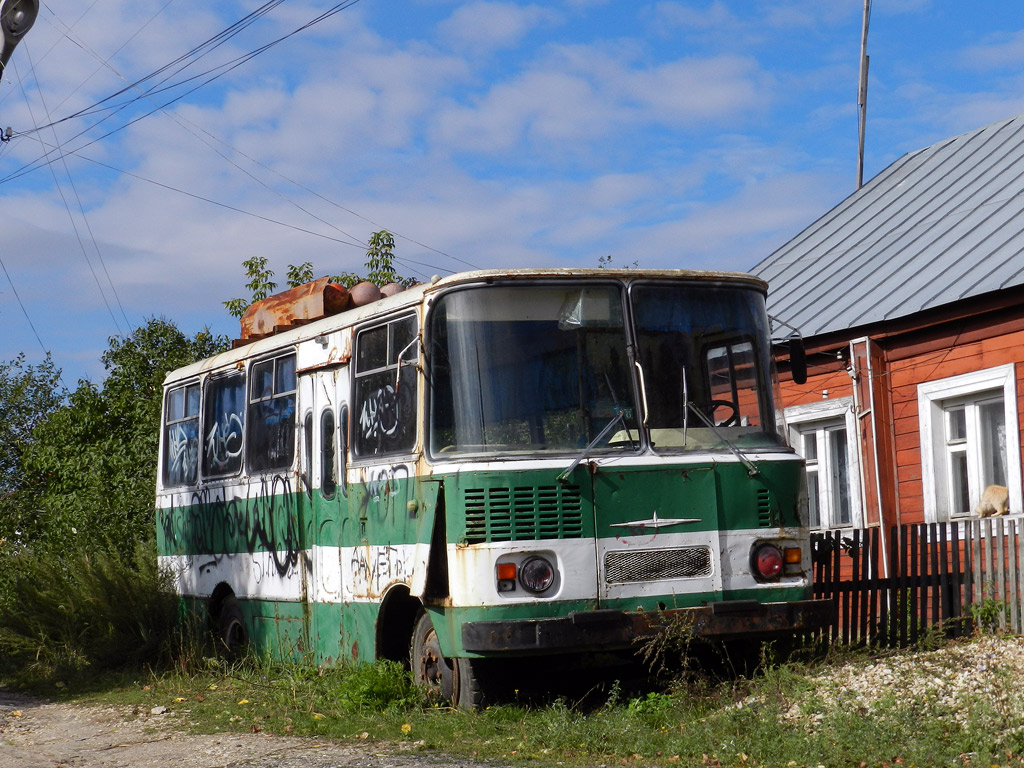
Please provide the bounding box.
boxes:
[589,463,724,608]
[301,364,351,661]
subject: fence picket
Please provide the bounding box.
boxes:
[810,519,1024,647]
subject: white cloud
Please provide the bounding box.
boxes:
[434,45,770,158]
[960,30,1024,72]
[436,2,561,55]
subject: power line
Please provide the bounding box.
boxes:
[17,0,359,140]
[44,144,470,279]
[31,0,181,119]
[15,53,128,335]
[0,254,48,355]
[2,0,476,285]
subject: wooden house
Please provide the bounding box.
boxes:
[752,114,1024,566]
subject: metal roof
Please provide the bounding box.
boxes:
[750,113,1024,339]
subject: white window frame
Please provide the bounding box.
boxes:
[918,364,1021,523]
[784,397,863,529]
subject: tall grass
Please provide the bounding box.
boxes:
[0,539,188,686]
[2,540,1022,767]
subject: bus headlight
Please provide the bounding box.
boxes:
[751,543,783,581]
[518,556,555,593]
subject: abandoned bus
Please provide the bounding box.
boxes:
[156,268,830,706]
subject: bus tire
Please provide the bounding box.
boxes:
[217,595,247,659]
[410,609,483,709]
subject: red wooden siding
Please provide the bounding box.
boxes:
[884,328,1024,526]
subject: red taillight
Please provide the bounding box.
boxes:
[752,544,783,580]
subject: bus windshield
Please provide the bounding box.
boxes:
[429,284,638,457]
[428,279,786,458]
[630,282,785,451]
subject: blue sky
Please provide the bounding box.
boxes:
[2,0,1024,384]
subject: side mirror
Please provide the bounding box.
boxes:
[0,0,39,73]
[789,338,807,385]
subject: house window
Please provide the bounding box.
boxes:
[919,365,1020,522]
[785,398,861,529]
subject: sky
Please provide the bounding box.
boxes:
[2,0,1024,385]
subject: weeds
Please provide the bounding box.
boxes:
[970,596,1010,634]
[8,634,1024,768]
[5,541,1024,767]
[0,539,192,687]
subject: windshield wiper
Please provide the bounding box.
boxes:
[685,402,760,477]
[557,408,627,484]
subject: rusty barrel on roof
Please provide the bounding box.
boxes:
[240,277,350,340]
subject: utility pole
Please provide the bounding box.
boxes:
[0,0,38,80]
[856,0,871,189]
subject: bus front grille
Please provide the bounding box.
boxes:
[463,485,584,543]
[604,547,713,584]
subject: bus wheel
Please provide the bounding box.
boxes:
[217,596,247,659]
[410,609,483,709]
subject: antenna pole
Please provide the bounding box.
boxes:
[856,0,871,189]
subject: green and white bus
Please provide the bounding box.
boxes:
[156,268,830,706]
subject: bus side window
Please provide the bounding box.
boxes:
[320,408,337,498]
[202,372,245,477]
[353,315,418,457]
[248,353,297,472]
[303,411,313,497]
[339,405,349,498]
[163,382,199,486]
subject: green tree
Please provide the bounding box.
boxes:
[225,231,416,319]
[7,319,227,556]
[364,230,411,286]
[0,353,64,500]
[224,256,279,318]
[286,261,314,287]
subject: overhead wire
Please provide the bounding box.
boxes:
[0,254,48,355]
[17,0,357,140]
[0,1,296,183]
[13,54,129,334]
[20,0,289,133]
[29,0,180,119]
[32,140,464,282]
[2,0,475,292]
[0,1,373,196]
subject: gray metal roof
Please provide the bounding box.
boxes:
[751,113,1024,339]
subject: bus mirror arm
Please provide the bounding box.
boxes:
[395,334,424,387]
[681,366,689,446]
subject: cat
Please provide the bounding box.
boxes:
[975,484,1010,517]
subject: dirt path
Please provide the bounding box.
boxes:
[0,691,494,768]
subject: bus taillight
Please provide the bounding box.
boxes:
[751,543,784,581]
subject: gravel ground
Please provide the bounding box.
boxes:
[744,634,1024,738]
[0,689,496,768]
[4,636,1024,767]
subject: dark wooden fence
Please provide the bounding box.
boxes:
[811,517,1024,646]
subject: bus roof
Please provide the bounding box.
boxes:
[164,267,767,385]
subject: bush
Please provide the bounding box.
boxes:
[0,539,184,686]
